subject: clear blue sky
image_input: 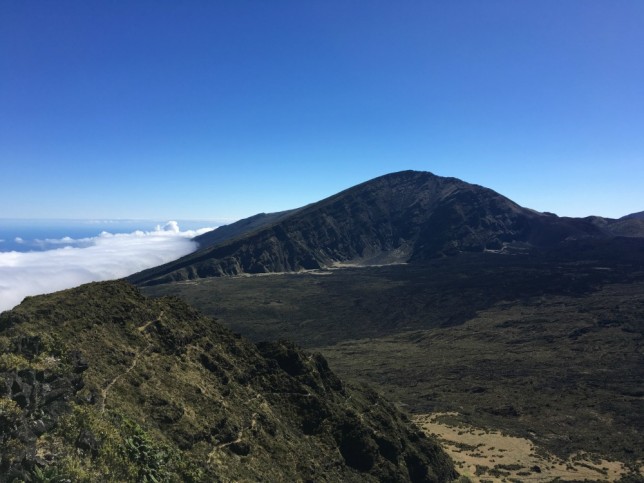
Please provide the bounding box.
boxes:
[1,1,643,220]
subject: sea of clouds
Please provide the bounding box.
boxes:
[0,221,214,313]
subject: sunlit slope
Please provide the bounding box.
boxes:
[0,280,457,482]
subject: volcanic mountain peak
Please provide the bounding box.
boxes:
[128,170,641,286]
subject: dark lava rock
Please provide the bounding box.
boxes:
[76,428,101,456]
[0,349,86,480]
[484,404,520,417]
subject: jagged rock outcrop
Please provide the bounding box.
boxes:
[0,281,457,482]
[0,341,88,480]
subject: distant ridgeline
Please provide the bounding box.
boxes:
[128,170,644,286]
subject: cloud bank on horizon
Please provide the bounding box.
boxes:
[0,222,213,313]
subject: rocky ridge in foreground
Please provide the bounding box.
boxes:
[0,280,456,482]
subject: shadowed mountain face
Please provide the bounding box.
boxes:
[622,210,644,220]
[0,281,456,482]
[587,212,644,238]
[129,170,642,286]
[193,209,297,248]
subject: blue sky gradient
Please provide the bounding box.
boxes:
[1,1,643,219]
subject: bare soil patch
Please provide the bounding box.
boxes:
[414,413,639,482]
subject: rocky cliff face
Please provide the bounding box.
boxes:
[0,281,457,482]
[129,170,641,286]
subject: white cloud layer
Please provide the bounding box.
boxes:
[0,222,213,313]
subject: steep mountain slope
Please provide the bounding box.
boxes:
[622,210,644,220]
[193,209,297,248]
[129,170,633,286]
[0,281,457,482]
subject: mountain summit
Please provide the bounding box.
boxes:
[129,170,640,286]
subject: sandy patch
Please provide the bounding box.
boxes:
[414,413,639,482]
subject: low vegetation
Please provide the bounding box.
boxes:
[0,281,457,482]
[143,246,644,481]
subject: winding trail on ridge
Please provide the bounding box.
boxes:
[99,310,164,413]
